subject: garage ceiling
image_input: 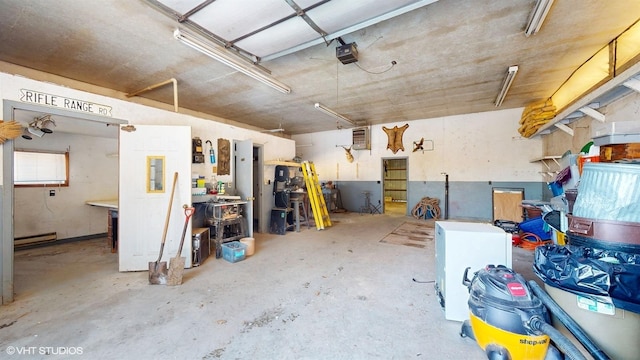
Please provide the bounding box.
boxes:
[1,0,639,136]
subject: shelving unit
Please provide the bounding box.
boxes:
[530,155,562,178]
[532,62,640,138]
[265,160,301,167]
[384,159,407,202]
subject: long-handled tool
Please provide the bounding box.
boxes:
[167,205,195,286]
[149,172,178,285]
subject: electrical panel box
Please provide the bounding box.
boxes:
[192,137,204,163]
[352,127,370,150]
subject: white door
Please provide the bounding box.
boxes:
[118,125,192,271]
[234,139,253,237]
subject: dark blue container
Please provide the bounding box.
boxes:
[547,181,563,196]
[519,216,552,240]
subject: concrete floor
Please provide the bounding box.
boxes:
[1,212,538,359]
[383,201,406,216]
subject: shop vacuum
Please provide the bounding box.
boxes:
[459,265,593,360]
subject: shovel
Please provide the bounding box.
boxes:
[149,172,178,285]
[167,205,195,286]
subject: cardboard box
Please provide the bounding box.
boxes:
[600,143,640,162]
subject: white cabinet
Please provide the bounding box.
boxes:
[434,221,512,322]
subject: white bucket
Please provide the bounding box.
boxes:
[240,237,255,256]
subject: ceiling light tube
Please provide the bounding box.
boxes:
[494,65,519,107]
[525,0,554,36]
[173,29,291,94]
[314,103,357,126]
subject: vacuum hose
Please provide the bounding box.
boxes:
[528,316,586,360]
[528,280,611,360]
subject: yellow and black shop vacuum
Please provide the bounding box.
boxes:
[460,265,587,360]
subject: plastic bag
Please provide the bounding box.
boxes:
[533,244,640,312]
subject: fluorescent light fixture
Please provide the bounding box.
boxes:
[261,124,285,133]
[173,29,291,94]
[525,0,554,36]
[552,46,609,111]
[495,66,519,107]
[261,128,285,133]
[314,103,358,126]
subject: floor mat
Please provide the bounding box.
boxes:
[379,222,434,248]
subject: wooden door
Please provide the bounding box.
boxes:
[234,139,253,237]
[492,188,524,222]
[118,125,192,271]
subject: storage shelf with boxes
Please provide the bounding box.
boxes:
[592,121,640,163]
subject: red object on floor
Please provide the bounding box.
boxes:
[512,233,521,246]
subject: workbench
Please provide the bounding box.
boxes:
[194,198,248,258]
[85,199,118,252]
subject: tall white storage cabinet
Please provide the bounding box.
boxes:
[435,221,512,322]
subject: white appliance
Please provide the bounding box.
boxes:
[434,221,512,322]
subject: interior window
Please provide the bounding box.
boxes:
[14,150,69,187]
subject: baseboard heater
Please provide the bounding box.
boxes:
[14,232,57,248]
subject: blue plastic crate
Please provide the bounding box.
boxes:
[222,241,247,263]
[519,216,552,240]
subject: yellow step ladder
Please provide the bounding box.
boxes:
[301,161,332,230]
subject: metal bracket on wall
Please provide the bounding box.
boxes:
[578,106,605,122]
[554,123,574,136]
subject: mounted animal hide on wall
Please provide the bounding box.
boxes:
[382,124,409,154]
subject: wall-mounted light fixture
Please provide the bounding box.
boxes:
[173,29,291,94]
[21,128,33,140]
[495,66,519,107]
[525,0,554,37]
[28,114,56,137]
[314,103,358,126]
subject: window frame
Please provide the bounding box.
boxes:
[14,149,70,188]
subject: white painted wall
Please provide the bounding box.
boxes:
[13,133,117,238]
[293,108,545,182]
[604,91,640,122]
[4,72,639,239]
[1,72,295,239]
